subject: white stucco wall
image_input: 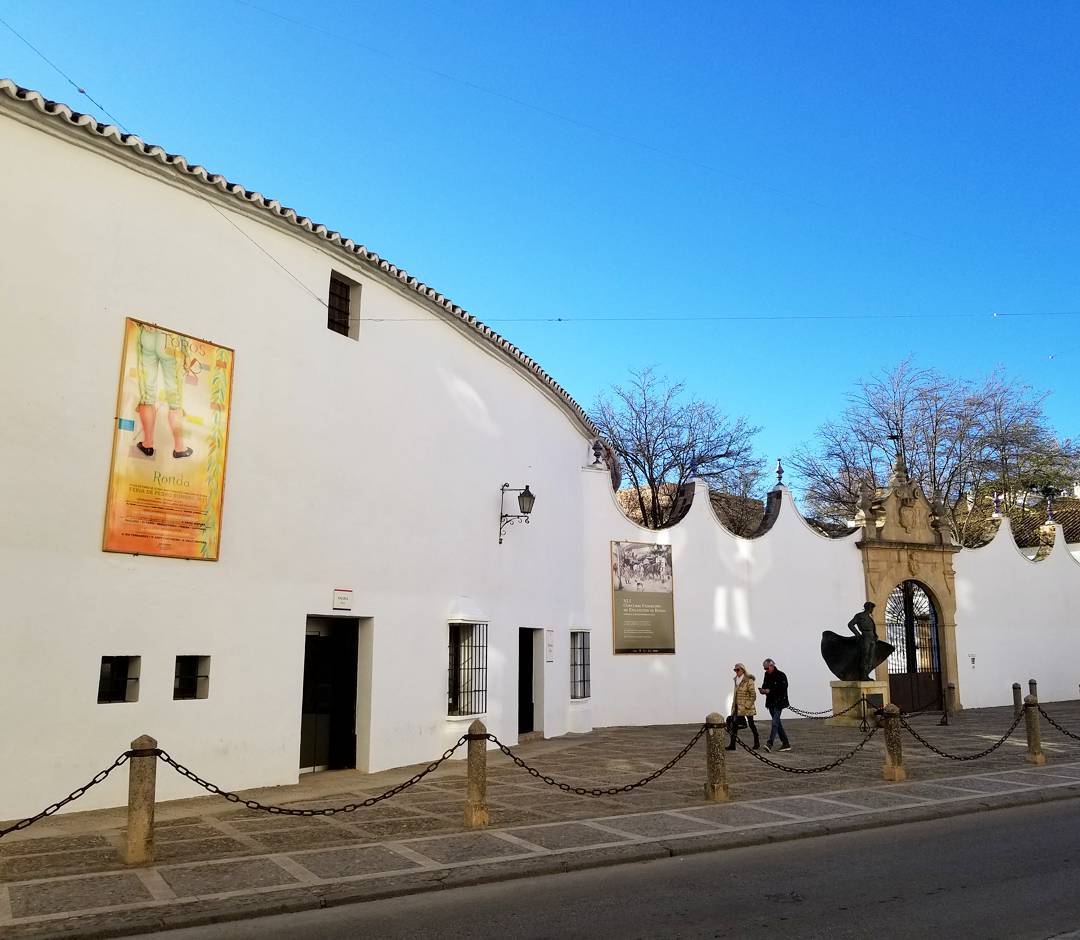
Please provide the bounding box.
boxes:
[0,105,593,818]
[954,520,1080,708]
[3,94,1079,823]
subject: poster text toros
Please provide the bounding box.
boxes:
[103,318,234,561]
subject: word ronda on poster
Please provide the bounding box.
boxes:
[611,541,675,654]
[103,318,234,561]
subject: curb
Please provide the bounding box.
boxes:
[4,783,1080,939]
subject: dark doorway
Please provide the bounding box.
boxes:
[518,629,535,734]
[885,581,942,713]
[300,617,358,772]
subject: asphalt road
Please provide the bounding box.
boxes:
[150,800,1080,939]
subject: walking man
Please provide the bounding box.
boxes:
[759,658,791,752]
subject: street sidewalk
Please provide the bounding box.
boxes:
[2,702,1080,939]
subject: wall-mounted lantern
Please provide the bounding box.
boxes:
[499,483,536,544]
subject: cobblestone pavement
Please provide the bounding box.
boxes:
[2,701,1080,938]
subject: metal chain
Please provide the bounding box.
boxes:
[788,697,873,721]
[734,724,879,773]
[0,752,130,839]
[787,704,836,717]
[486,725,707,796]
[1037,706,1080,743]
[156,737,468,816]
[900,692,943,718]
[900,708,1025,761]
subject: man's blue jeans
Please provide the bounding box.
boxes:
[768,705,789,747]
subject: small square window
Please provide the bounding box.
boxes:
[174,655,211,700]
[327,271,360,340]
[97,656,140,704]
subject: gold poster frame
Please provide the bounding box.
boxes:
[102,317,234,561]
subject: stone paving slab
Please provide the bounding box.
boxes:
[290,846,420,880]
[158,859,299,898]
[8,873,150,919]
[3,702,1080,937]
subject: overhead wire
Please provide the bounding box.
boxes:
[0,13,124,127]
[2,12,1078,347]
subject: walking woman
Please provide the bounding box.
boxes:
[726,663,760,751]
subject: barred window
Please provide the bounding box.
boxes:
[570,631,590,700]
[327,272,359,339]
[97,656,140,704]
[448,623,488,716]
[173,655,211,700]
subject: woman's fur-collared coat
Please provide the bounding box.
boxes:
[733,673,758,717]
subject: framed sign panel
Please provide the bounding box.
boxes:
[103,318,234,560]
[611,541,675,654]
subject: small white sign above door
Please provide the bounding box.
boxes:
[332,589,353,611]
[545,628,555,663]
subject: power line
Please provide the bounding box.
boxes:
[3,15,1077,351]
[0,13,126,128]
[362,310,1080,324]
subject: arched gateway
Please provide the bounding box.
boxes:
[854,452,961,711]
[884,580,942,712]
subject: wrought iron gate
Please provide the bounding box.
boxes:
[885,580,942,713]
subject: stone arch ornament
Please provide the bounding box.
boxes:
[854,453,961,710]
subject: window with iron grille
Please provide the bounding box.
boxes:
[327,272,358,339]
[448,622,488,716]
[97,656,140,704]
[570,631,591,699]
[173,655,211,700]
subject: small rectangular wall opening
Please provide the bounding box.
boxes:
[174,655,211,700]
[97,656,140,704]
[327,271,361,340]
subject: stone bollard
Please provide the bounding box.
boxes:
[881,704,907,782]
[123,734,158,865]
[1013,683,1023,720]
[1024,694,1046,765]
[1029,678,1038,700]
[463,719,489,829]
[703,712,730,802]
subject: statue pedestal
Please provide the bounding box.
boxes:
[826,680,888,727]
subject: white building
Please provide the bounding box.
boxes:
[2,79,1078,820]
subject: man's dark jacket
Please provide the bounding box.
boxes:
[761,669,789,709]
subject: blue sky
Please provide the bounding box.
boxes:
[3,1,1077,478]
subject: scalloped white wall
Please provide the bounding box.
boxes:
[954,519,1080,708]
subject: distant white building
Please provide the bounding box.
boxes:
[2,79,1078,821]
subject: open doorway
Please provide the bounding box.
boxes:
[300,616,359,773]
[518,628,544,736]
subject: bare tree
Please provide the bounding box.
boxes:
[592,368,762,529]
[790,360,1078,546]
